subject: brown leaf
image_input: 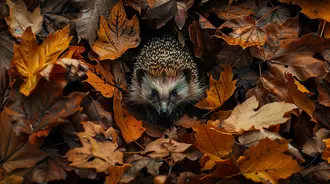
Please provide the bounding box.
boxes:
[120,155,163,183]
[5,74,86,135]
[0,110,47,173]
[202,157,240,179]
[300,162,330,182]
[302,128,330,157]
[215,16,267,49]
[314,104,330,130]
[317,78,330,107]
[0,31,13,70]
[105,164,131,184]
[0,67,10,110]
[174,2,188,30]
[216,43,253,68]
[221,95,297,133]
[113,88,145,143]
[238,138,302,183]
[83,99,113,129]
[195,65,237,111]
[91,0,141,60]
[0,175,23,184]
[173,114,201,128]
[213,0,257,21]
[5,0,43,38]
[193,124,234,163]
[256,6,290,27]
[143,138,192,162]
[66,121,123,172]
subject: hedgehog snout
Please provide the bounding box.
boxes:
[159,101,170,116]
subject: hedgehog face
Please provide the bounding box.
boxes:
[135,69,192,117]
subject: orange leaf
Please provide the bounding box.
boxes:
[195,65,237,111]
[238,138,302,183]
[113,88,145,143]
[91,0,141,60]
[106,164,131,184]
[202,157,240,179]
[85,70,115,98]
[322,138,330,163]
[193,124,234,162]
[11,25,72,96]
[28,129,50,145]
[0,175,24,184]
[215,16,266,49]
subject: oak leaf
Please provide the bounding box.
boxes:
[195,65,237,111]
[238,138,302,184]
[91,0,141,60]
[322,138,330,163]
[11,25,72,96]
[5,75,86,136]
[221,95,297,133]
[215,16,267,49]
[66,121,123,172]
[113,88,145,143]
[5,0,43,38]
[193,124,234,162]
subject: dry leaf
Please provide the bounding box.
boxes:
[195,65,237,111]
[11,25,72,96]
[113,88,145,143]
[91,0,141,60]
[202,157,240,179]
[221,95,297,133]
[106,164,131,184]
[238,138,302,184]
[302,128,330,157]
[213,0,257,21]
[322,138,330,163]
[5,0,43,38]
[0,175,23,184]
[215,16,266,49]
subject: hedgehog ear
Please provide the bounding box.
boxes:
[182,68,192,83]
[136,69,146,86]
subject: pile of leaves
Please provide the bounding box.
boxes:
[0,0,330,183]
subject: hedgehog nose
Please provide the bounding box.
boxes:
[160,109,169,116]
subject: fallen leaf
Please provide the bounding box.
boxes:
[213,0,257,21]
[256,6,290,27]
[216,44,253,68]
[215,16,267,49]
[143,138,192,162]
[322,138,330,163]
[193,124,234,162]
[174,2,188,30]
[300,162,330,182]
[173,114,201,128]
[5,74,86,135]
[221,95,297,133]
[285,73,316,122]
[0,175,23,184]
[75,0,109,45]
[91,0,141,60]
[66,121,123,172]
[238,138,302,183]
[0,67,10,110]
[0,31,13,70]
[314,104,330,130]
[11,25,72,96]
[0,110,47,173]
[202,157,240,179]
[105,164,131,184]
[302,128,329,157]
[83,99,113,129]
[113,88,145,143]
[5,0,43,38]
[195,65,237,111]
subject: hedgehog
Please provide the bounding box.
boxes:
[128,35,205,124]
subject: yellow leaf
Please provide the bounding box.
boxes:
[322,138,330,163]
[91,0,141,60]
[113,88,145,143]
[11,25,72,96]
[221,95,297,133]
[195,65,237,111]
[238,138,302,184]
[5,0,43,38]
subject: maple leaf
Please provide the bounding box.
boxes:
[322,138,330,163]
[5,74,86,136]
[213,0,257,21]
[11,25,72,96]
[4,0,43,38]
[143,138,193,163]
[83,60,115,98]
[195,65,237,111]
[238,138,302,184]
[216,44,253,68]
[0,110,47,173]
[91,0,141,60]
[215,16,267,49]
[105,164,131,184]
[66,121,123,172]
[113,88,145,143]
[302,128,329,157]
[193,124,234,163]
[221,95,297,133]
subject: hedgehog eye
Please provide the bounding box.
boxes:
[171,89,177,97]
[151,90,158,97]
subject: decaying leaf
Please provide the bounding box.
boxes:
[11,25,72,96]
[5,0,43,38]
[302,128,330,157]
[221,95,297,133]
[91,0,141,60]
[113,88,145,143]
[238,138,302,184]
[106,164,131,184]
[195,65,237,111]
